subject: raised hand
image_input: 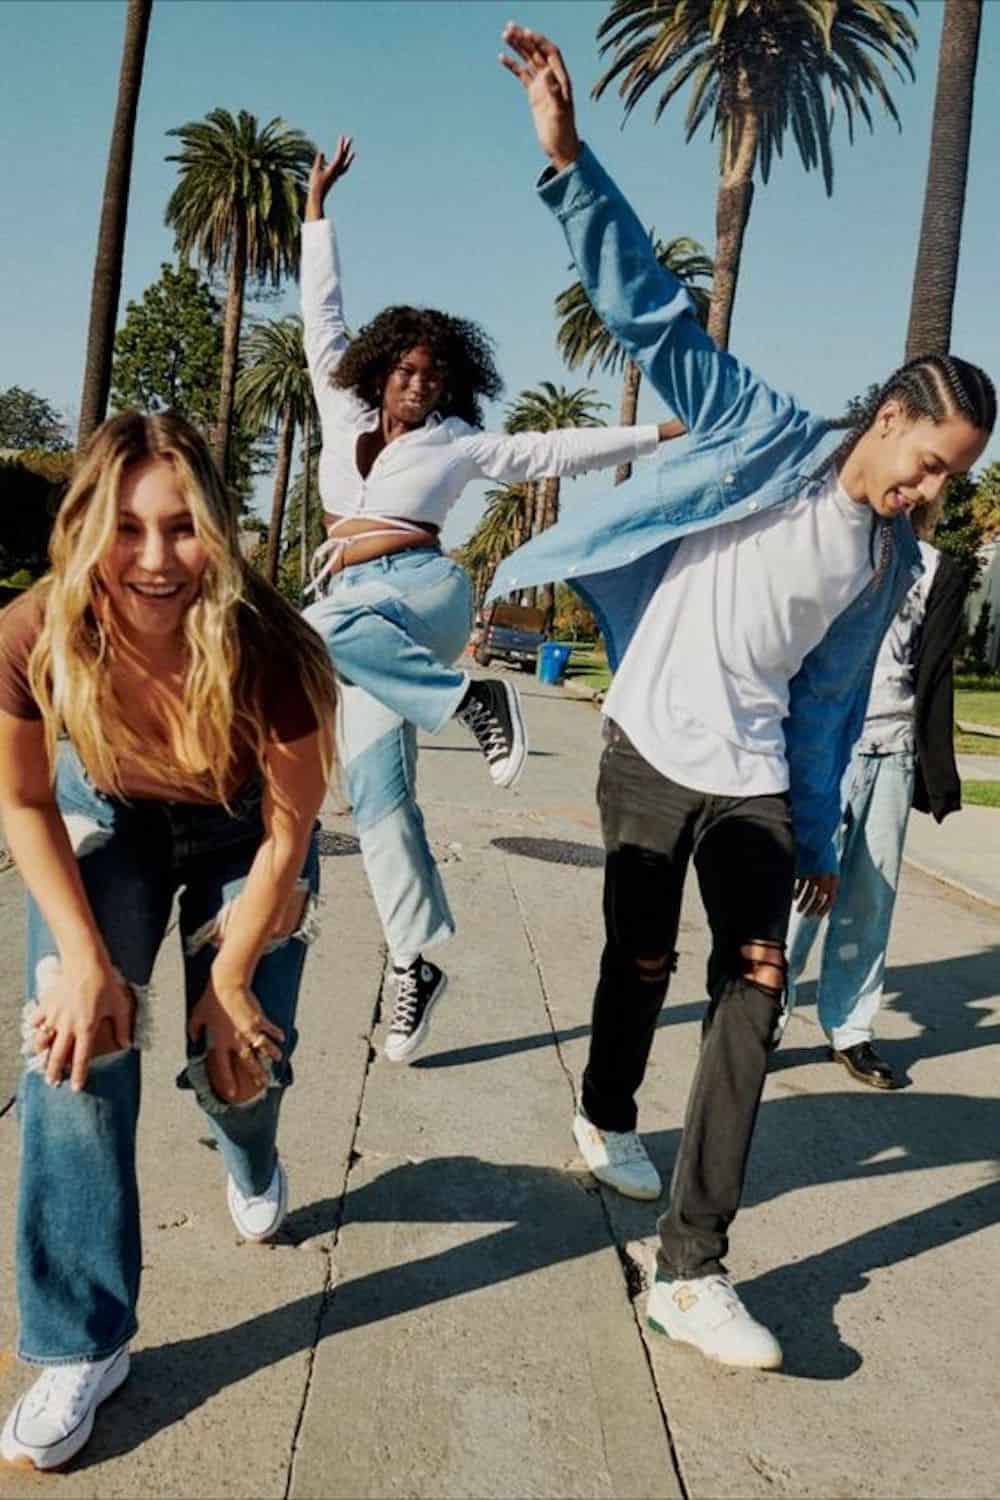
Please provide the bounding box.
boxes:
[498,23,581,171]
[306,135,355,218]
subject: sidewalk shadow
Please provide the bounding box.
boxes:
[413,1002,705,1070]
[71,1160,608,1469]
[772,940,1000,1083]
[66,1082,1000,1465]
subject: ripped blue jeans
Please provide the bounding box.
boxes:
[15,747,320,1364]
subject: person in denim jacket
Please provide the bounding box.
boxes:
[0,414,337,1469]
[499,23,994,1370]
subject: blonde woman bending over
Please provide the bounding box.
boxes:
[0,413,337,1472]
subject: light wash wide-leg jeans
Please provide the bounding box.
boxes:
[304,548,474,966]
[785,747,915,1050]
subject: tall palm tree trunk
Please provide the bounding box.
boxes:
[77,0,153,449]
[905,0,983,359]
[707,94,760,352]
[300,406,313,589]
[614,359,642,485]
[264,407,296,583]
[214,218,247,482]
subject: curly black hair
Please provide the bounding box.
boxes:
[332,305,504,428]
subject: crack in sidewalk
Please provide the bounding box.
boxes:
[282,942,388,1500]
[502,858,689,1500]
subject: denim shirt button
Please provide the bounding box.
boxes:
[724,472,736,484]
[747,501,759,512]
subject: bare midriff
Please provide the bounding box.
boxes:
[321,512,441,571]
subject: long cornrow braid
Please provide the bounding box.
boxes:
[822,353,995,588]
[828,352,996,473]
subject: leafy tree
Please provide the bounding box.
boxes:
[972,461,1000,541]
[936,473,985,591]
[556,231,711,482]
[905,0,984,359]
[593,0,917,349]
[78,0,153,447]
[553,583,599,641]
[0,387,70,451]
[0,451,75,581]
[166,109,314,482]
[235,315,316,583]
[112,263,222,426]
[965,599,993,676]
[110,262,259,505]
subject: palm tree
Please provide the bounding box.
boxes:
[505,383,608,612]
[458,483,535,609]
[165,110,314,482]
[235,315,316,584]
[556,232,712,482]
[78,0,154,449]
[905,0,983,359]
[593,0,917,350]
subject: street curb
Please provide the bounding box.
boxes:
[956,718,1000,739]
[903,854,1000,912]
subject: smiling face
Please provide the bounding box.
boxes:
[382,344,447,427]
[861,401,987,520]
[99,457,209,643]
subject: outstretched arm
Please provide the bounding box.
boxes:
[301,136,355,391]
[461,418,685,486]
[499,25,796,441]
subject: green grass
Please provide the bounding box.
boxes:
[955,731,1000,757]
[562,643,611,693]
[955,690,1000,729]
[962,780,1000,809]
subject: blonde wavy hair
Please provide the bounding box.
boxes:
[29,412,337,802]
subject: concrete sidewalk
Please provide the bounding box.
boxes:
[1,675,998,1498]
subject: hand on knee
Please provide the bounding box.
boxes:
[207,1050,267,1105]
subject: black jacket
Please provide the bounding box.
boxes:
[912,551,966,822]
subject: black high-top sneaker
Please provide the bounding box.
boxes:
[384,958,448,1063]
[455,678,527,789]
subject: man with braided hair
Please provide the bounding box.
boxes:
[497,22,994,1370]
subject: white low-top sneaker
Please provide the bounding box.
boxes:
[647,1274,783,1369]
[1,1344,130,1470]
[227,1159,288,1242]
[572,1113,662,1200]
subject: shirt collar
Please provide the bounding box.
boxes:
[356,405,444,433]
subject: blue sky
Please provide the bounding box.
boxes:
[2,0,998,545]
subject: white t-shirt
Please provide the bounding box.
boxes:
[604,470,876,796]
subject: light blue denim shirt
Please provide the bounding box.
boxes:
[489,145,922,877]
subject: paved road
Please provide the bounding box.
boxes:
[1,675,998,1498]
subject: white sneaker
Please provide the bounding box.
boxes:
[572,1113,662,1200]
[1,1344,130,1470]
[647,1274,783,1369]
[227,1159,288,1242]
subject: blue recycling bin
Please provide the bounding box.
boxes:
[537,641,572,685]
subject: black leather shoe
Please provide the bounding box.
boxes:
[830,1042,898,1089]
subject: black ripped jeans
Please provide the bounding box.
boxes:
[583,721,796,1279]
